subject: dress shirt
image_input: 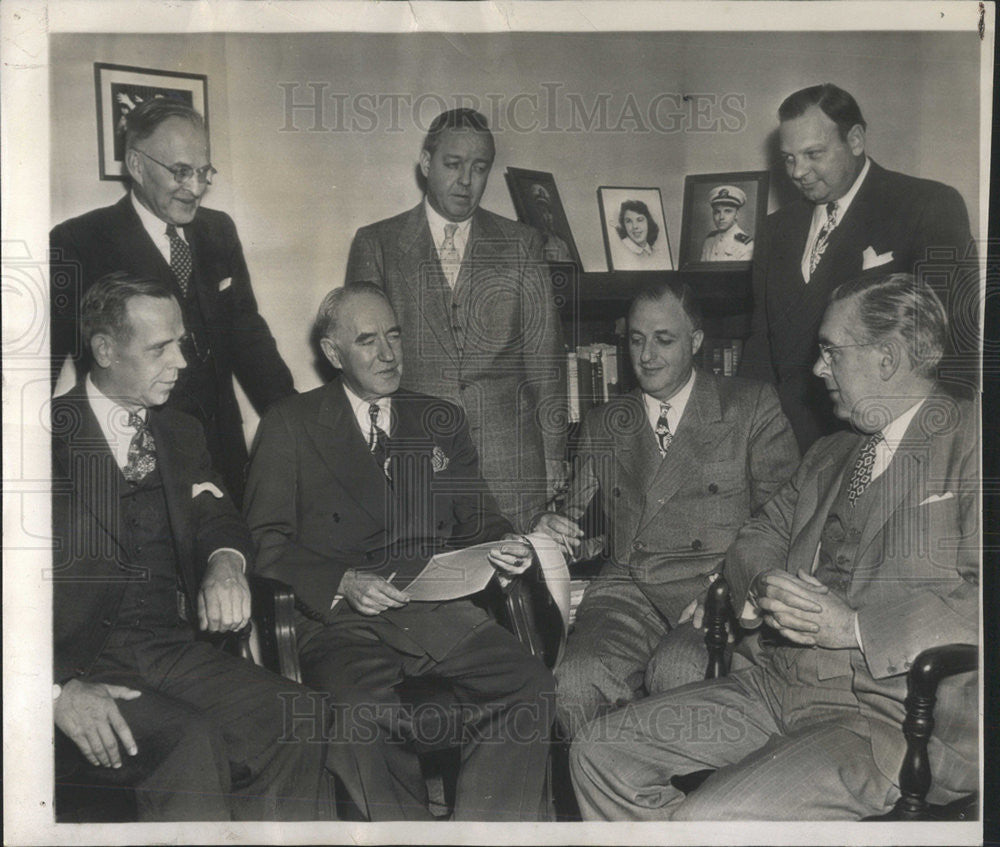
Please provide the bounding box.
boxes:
[424,197,471,277]
[800,157,870,282]
[343,380,393,441]
[131,192,187,264]
[642,368,696,440]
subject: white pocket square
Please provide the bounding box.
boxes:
[218,277,232,291]
[861,246,894,270]
[919,492,954,506]
[192,482,225,499]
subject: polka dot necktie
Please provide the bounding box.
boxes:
[166,224,192,297]
[123,411,157,483]
[808,201,839,276]
[847,432,884,506]
[368,402,391,481]
[439,223,461,288]
[654,402,672,455]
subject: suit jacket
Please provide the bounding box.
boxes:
[50,194,295,499]
[724,392,979,797]
[345,204,566,528]
[740,161,975,450]
[564,371,799,623]
[51,383,253,684]
[243,379,513,659]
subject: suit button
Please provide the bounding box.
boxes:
[708,483,719,494]
[691,539,703,551]
[459,381,470,391]
[612,487,621,497]
[657,497,666,506]
[101,618,112,628]
[837,555,849,565]
[632,540,644,551]
[74,667,86,676]
[332,512,340,522]
[437,520,446,530]
[887,665,897,674]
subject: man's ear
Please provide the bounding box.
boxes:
[418,149,431,179]
[90,333,116,369]
[877,338,902,381]
[124,147,143,184]
[846,123,866,157]
[691,329,704,357]
[319,337,343,370]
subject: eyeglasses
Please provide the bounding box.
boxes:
[135,149,217,185]
[817,341,878,365]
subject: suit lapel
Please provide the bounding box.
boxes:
[614,391,661,499]
[112,195,177,284]
[789,441,853,572]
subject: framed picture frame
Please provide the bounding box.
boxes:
[597,186,673,272]
[504,167,581,266]
[679,170,769,269]
[94,63,208,181]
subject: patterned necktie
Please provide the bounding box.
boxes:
[654,402,672,455]
[847,432,884,506]
[368,402,391,481]
[439,223,461,288]
[808,201,839,277]
[123,411,157,483]
[166,224,192,297]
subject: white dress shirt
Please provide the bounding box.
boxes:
[131,192,187,263]
[800,157,870,282]
[343,380,393,443]
[424,197,471,288]
[642,368,696,443]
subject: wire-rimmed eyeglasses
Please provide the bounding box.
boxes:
[816,341,878,365]
[135,149,217,185]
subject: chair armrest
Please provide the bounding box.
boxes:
[495,561,565,670]
[703,576,731,680]
[248,575,302,684]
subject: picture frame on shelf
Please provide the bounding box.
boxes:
[504,167,581,266]
[94,63,208,181]
[597,186,673,272]
[679,170,769,269]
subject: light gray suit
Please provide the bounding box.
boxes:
[555,371,799,735]
[346,204,566,530]
[570,392,979,820]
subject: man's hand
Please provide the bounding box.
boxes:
[487,534,535,588]
[339,569,410,616]
[532,513,583,560]
[198,550,251,632]
[678,572,721,631]
[54,678,141,769]
[545,458,569,502]
[755,568,857,649]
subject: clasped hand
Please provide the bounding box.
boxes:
[752,568,857,649]
[486,534,535,588]
[533,513,583,559]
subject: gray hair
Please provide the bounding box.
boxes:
[314,282,392,339]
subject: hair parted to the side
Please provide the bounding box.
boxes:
[629,277,703,332]
[616,199,661,247]
[124,97,205,151]
[778,83,867,139]
[421,108,495,159]
[830,272,947,377]
[81,271,176,349]
[315,282,394,340]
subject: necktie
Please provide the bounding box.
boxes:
[123,411,157,483]
[847,432,884,506]
[654,402,672,455]
[808,201,839,277]
[439,223,462,288]
[368,402,391,481]
[166,224,193,297]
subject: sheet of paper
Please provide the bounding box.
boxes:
[402,541,500,602]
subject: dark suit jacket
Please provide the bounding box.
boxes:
[345,204,565,528]
[243,379,512,659]
[724,392,979,798]
[740,161,975,450]
[563,371,799,623]
[50,195,295,499]
[51,383,253,684]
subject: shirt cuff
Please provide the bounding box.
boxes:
[208,547,246,574]
[853,612,864,652]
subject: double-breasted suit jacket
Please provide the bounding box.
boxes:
[50,195,295,500]
[565,371,799,624]
[740,161,975,450]
[724,392,979,798]
[243,379,513,661]
[345,204,566,528]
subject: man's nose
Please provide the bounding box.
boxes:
[376,338,396,361]
[457,165,472,185]
[813,354,829,378]
[789,157,810,180]
[172,343,187,371]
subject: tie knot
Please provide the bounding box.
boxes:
[166,224,179,238]
[127,411,145,430]
[368,402,380,425]
[659,402,671,416]
[826,201,838,218]
[443,223,458,242]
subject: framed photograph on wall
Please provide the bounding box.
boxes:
[504,167,581,266]
[597,186,673,272]
[94,63,208,181]
[679,170,769,269]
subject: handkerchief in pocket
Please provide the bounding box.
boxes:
[192,481,225,499]
[861,246,894,270]
[218,277,233,291]
[918,491,955,506]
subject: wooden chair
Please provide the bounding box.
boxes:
[671,576,979,821]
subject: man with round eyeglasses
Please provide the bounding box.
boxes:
[50,98,294,504]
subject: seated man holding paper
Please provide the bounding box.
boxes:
[243,282,554,822]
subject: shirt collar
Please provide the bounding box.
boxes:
[424,196,473,248]
[131,191,186,244]
[878,396,925,453]
[85,373,144,468]
[642,368,696,432]
[342,380,392,437]
[815,156,870,223]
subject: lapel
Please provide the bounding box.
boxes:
[637,372,726,533]
[305,379,389,528]
[789,438,855,572]
[181,215,217,321]
[613,391,661,501]
[776,201,814,287]
[451,208,502,306]
[110,195,176,284]
[397,205,461,366]
[384,391,437,540]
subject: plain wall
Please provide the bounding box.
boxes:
[50,30,983,437]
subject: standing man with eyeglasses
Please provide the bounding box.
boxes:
[50,98,294,504]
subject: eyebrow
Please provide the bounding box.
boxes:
[354,326,401,343]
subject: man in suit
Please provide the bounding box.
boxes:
[533,280,799,738]
[571,274,978,820]
[344,108,566,531]
[243,283,554,821]
[50,98,294,503]
[52,273,326,821]
[739,83,976,452]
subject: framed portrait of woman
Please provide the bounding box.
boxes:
[679,170,769,269]
[597,186,674,272]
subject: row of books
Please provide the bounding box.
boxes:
[565,337,745,422]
